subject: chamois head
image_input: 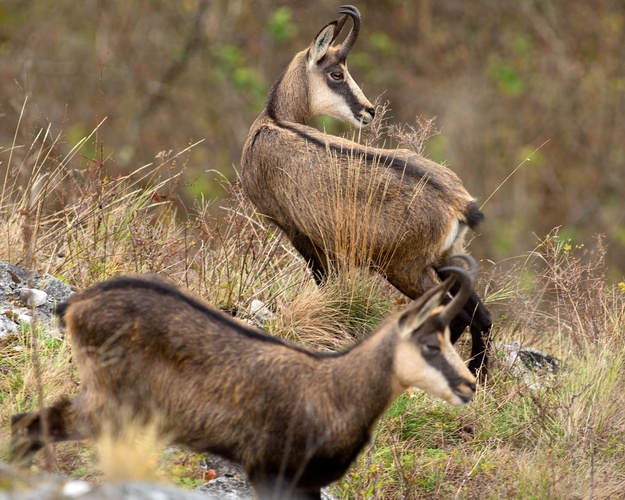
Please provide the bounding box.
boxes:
[267,5,375,126]
[392,255,478,406]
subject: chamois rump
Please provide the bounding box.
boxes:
[11,256,478,500]
[240,5,492,377]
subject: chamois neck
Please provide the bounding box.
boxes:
[326,331,397,426]
[265,52,311,124]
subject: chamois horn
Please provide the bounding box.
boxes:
[438,254,478,326]
[337,5,361,60]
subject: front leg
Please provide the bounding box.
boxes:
[448,291,492,379]
[251,475,322,500]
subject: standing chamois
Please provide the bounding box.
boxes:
[11,256,478,500]
[241,5,491,376]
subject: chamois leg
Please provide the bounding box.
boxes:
[10,397,84,464]
[249,470,322,500]
[439,266,491,379]
[447,291,492,379]
[253,483,321,500]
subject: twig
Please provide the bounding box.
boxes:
[480,139,550,209]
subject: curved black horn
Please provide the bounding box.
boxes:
[437,254,478,325]
[446,254,478,282]
[330,15,349,44]
[337,5,361,60]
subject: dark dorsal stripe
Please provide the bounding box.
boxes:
[56,276,308,350]
[272,119,447,192]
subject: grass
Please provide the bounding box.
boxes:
[1,101,625,498]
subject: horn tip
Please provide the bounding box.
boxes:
[445,254,478,281]
[338,5,361,18]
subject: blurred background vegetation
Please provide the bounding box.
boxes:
[1,0,624,276]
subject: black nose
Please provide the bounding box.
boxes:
[468,382,476,393]
[366,106,375,119]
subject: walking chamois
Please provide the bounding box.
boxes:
[12,256,478,499]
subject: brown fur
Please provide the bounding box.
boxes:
[240,6,492,377]
[11,265,476,499]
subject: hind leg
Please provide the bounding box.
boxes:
[10,396,89,465]
[288,229,330,284]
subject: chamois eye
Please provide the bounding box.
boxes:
[422,343,441,355]
[330,72,343,81]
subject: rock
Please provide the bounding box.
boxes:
[249,299,276,323]
[496,341,560,389]
[0,314,18,338]
[62,480,92,497]
[0,261,74,336]
[17,288,48,308]
[196,454,253,499]
[197,477,254,500]
[197,453,338,499]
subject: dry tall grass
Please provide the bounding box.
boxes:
[1,107,625,498]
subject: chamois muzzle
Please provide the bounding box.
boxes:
[337,5,361,60]
[360,105,375,126]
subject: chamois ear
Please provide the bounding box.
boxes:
[397,278,453,341]
[308,21,336,66]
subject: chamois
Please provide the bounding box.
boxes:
[11,256,478,500]
[240,5,492,376]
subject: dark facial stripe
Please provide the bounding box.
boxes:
[423,343,470,391]
[331,77,367,120]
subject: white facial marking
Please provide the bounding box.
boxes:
[308,66,373,128]
[394,327,476,407]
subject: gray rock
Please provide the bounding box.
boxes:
[17,288,48,308]
[0,314,18,337]
[42,277,76,304]
[196,477,254,499]
[249,299,276,323]
[197,454,253,499]
[0,261,74,335]
[496,341,560,389]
